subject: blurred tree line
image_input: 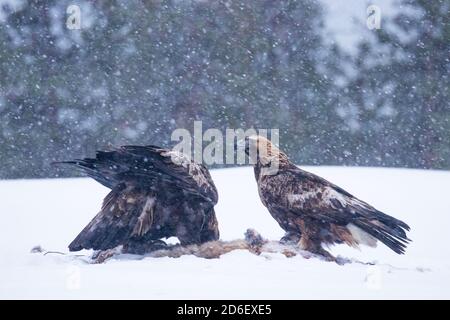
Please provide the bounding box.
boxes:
[0,0,448,179]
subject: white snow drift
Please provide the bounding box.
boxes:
[0,166,449,299]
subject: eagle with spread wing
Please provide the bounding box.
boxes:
[244,136,411,260]
[56,145,219,254]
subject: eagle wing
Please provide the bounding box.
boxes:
[58,145,218,204]
[57,145,219,251]
[68,183,158,251]
[283,167,411,254]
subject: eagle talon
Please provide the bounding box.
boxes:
[280,232,301,245]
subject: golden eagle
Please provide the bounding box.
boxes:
[244,135,411,260]
[56,145,219,254]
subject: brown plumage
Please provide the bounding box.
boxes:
[245,135,411,260]
[55,145,219,254]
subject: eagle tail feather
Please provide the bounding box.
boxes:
[353,211,411,254]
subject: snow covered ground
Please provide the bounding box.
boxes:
[0,166,449,299]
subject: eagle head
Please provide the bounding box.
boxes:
[244,135,289,170]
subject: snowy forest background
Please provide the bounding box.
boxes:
[0,0,448,179]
